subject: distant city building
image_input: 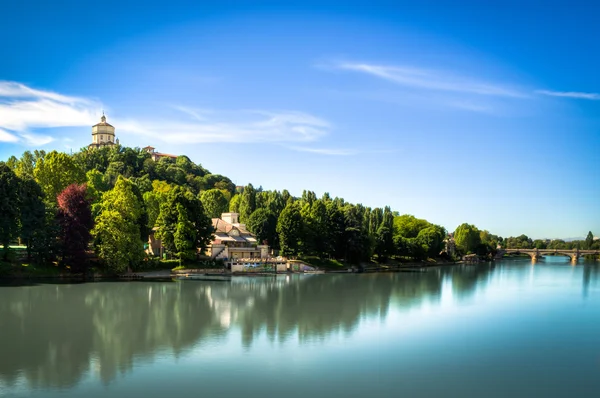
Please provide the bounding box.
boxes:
[89,113,119,148]
[142,146,178,161]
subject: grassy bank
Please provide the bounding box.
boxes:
[297,256,347,270]
[297,256,450,271]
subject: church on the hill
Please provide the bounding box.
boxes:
[88,114,177,159]
[89,113,119,148]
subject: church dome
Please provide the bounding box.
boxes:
[93,114,114,127]
[90,113,116,148]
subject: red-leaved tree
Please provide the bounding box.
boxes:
[57,183,93,272]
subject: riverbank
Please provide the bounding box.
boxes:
[6,256,593,281]
[0,259,458,281]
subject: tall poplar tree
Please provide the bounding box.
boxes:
[585,231,594,250]
[277,202,303,257]
[18,177,46,260]
[239,184,256,222]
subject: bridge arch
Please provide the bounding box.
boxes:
[503,249,580,262]
[502,248,598,263]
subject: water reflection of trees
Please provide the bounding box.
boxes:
[0,266,506,390]
[582,263,600,298]
[444,263,495,300]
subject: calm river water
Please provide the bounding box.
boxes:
[1,257,599,397]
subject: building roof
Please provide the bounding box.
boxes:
[154,152,178,159]
[92,122,114,128]
[213,219,251,234]
[92,115,114,128]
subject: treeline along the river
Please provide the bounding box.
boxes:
[0,146,598,274]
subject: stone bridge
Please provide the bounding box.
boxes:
[501,248,600,263]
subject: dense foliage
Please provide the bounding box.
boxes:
[1,145,598,273]
[92,177,146,273]
[155,186,212,261]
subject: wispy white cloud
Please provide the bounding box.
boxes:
[19,133,55,146]
[0,81,87,103]
[446,101,495,113]
[0,128,19,143]
[337,63,527,98]
[286,146,358,156]
[535,90,600,100]
[0,81,100,146]
[0,81,333,147]
[168,105,213,122]
[285,146,398,156]
[116,108,330,144]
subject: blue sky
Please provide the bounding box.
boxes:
[1,0,599,239]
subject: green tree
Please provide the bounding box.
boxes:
[0,162,20,258]
[324,201,345,259]
[454,223,481,254]
[73,146,111,173]
[277,202,303,257]
[229,194,241,213]
[143,191,160,229]
[374,224,394,261]
[156,187,213,261]
[585,231,594,249]
[15,151,36,178]
[18,177,46,260]
[31,206,60,265]
[343,205,369,263]
[246,208,278,246]
[416,225,446,258]
[238,184,256,222]
[200,189,229,218]
[307,199,328,257]
[86,169,110,217]
[86,170,109,200]
[142,181,173,229]
[34,151,85,203]
[92,177,147,273]
[547,239,566,250]
[93,210,144,273]
[505,234,533,249]
[393,214,431,239]
[131,174,153,194]
[533,239,547,250]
